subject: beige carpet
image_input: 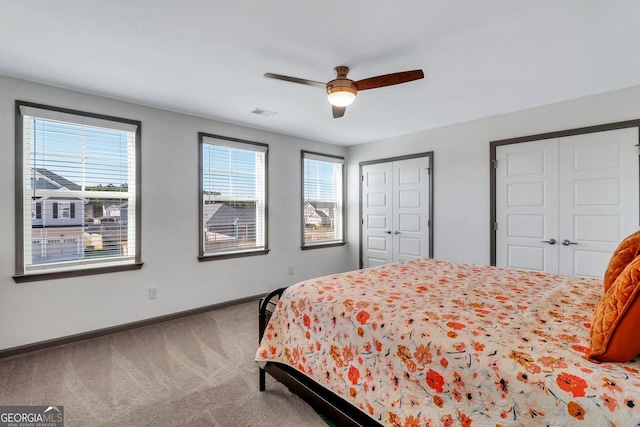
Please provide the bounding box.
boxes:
[0,301,329,427]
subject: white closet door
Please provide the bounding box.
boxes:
[361,157,430,268]
[496,127,639,278]
[496,139,559,272]
[393,157,430,263]
[558,128,639,277]
[362,162,394,267]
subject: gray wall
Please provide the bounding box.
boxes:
[347,85,640,266]
[0,76,352,351]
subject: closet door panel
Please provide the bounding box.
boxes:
[495,139,559,272]
[558,128,639,277]
[393,157,430,263]
[362,163,394,267]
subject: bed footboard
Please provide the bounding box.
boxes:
[258,287,286,391]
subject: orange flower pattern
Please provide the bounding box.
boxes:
[255,259,640,426]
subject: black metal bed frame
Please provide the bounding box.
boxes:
[258,288,384,427]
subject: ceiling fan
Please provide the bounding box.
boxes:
[264,66,424,118]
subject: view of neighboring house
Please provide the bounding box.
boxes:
[104,202,128,223]
[30,168,85,264]
[304,202,336,228]
[203,202,256,250]
[30,168,128,264]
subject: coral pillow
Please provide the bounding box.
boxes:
[603,230,640,292]
[589,255,640,362]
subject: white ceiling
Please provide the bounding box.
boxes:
[2,1,640,146]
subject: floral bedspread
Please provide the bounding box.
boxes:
[255,259,640,426]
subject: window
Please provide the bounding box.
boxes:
[199,133,268,259]
[15,101,141,281]
[302,151,345,248]
[53,202,73,219]
[34,202,42,219]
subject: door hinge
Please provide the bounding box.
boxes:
[492,159,498,169]
[426,167,431,175]
[361,175,364,182]
[361,218,364,225]
[493,222,498,231]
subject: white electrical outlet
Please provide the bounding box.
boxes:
[288,267,294,275]
[149,287,157,299]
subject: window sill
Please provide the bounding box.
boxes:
[14,262,144,283]
[301,242,346,250]
[198,248,270,261]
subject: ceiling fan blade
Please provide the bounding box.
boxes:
[354,69,424,91]
[264,73,325,88]
[332,105,346,119]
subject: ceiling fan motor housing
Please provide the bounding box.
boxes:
[326,65,357,106]
[326,79,357,96]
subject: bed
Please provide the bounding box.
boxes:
[256,257,640,426]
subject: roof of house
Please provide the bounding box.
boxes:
[204,203,256,227]
[305,202,335,218]
[32,168,81,191]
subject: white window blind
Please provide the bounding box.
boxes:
[201,134,268,257]
[18,104,139,276]
[302,151,344,246]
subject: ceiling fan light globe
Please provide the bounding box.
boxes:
[328,90,356,107]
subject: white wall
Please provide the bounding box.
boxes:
[0,76,352,351]
[5,75,640,351]
[347,85,640,266]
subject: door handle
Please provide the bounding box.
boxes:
[541,238,556,245]
[394,231,401,235]
[562,239,578,246]
[383,230,392,234]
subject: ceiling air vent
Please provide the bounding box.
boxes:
[251,108,277,117]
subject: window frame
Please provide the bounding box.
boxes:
[14,101,142,282]
[198,132,269,261]
[301,150,346,249]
